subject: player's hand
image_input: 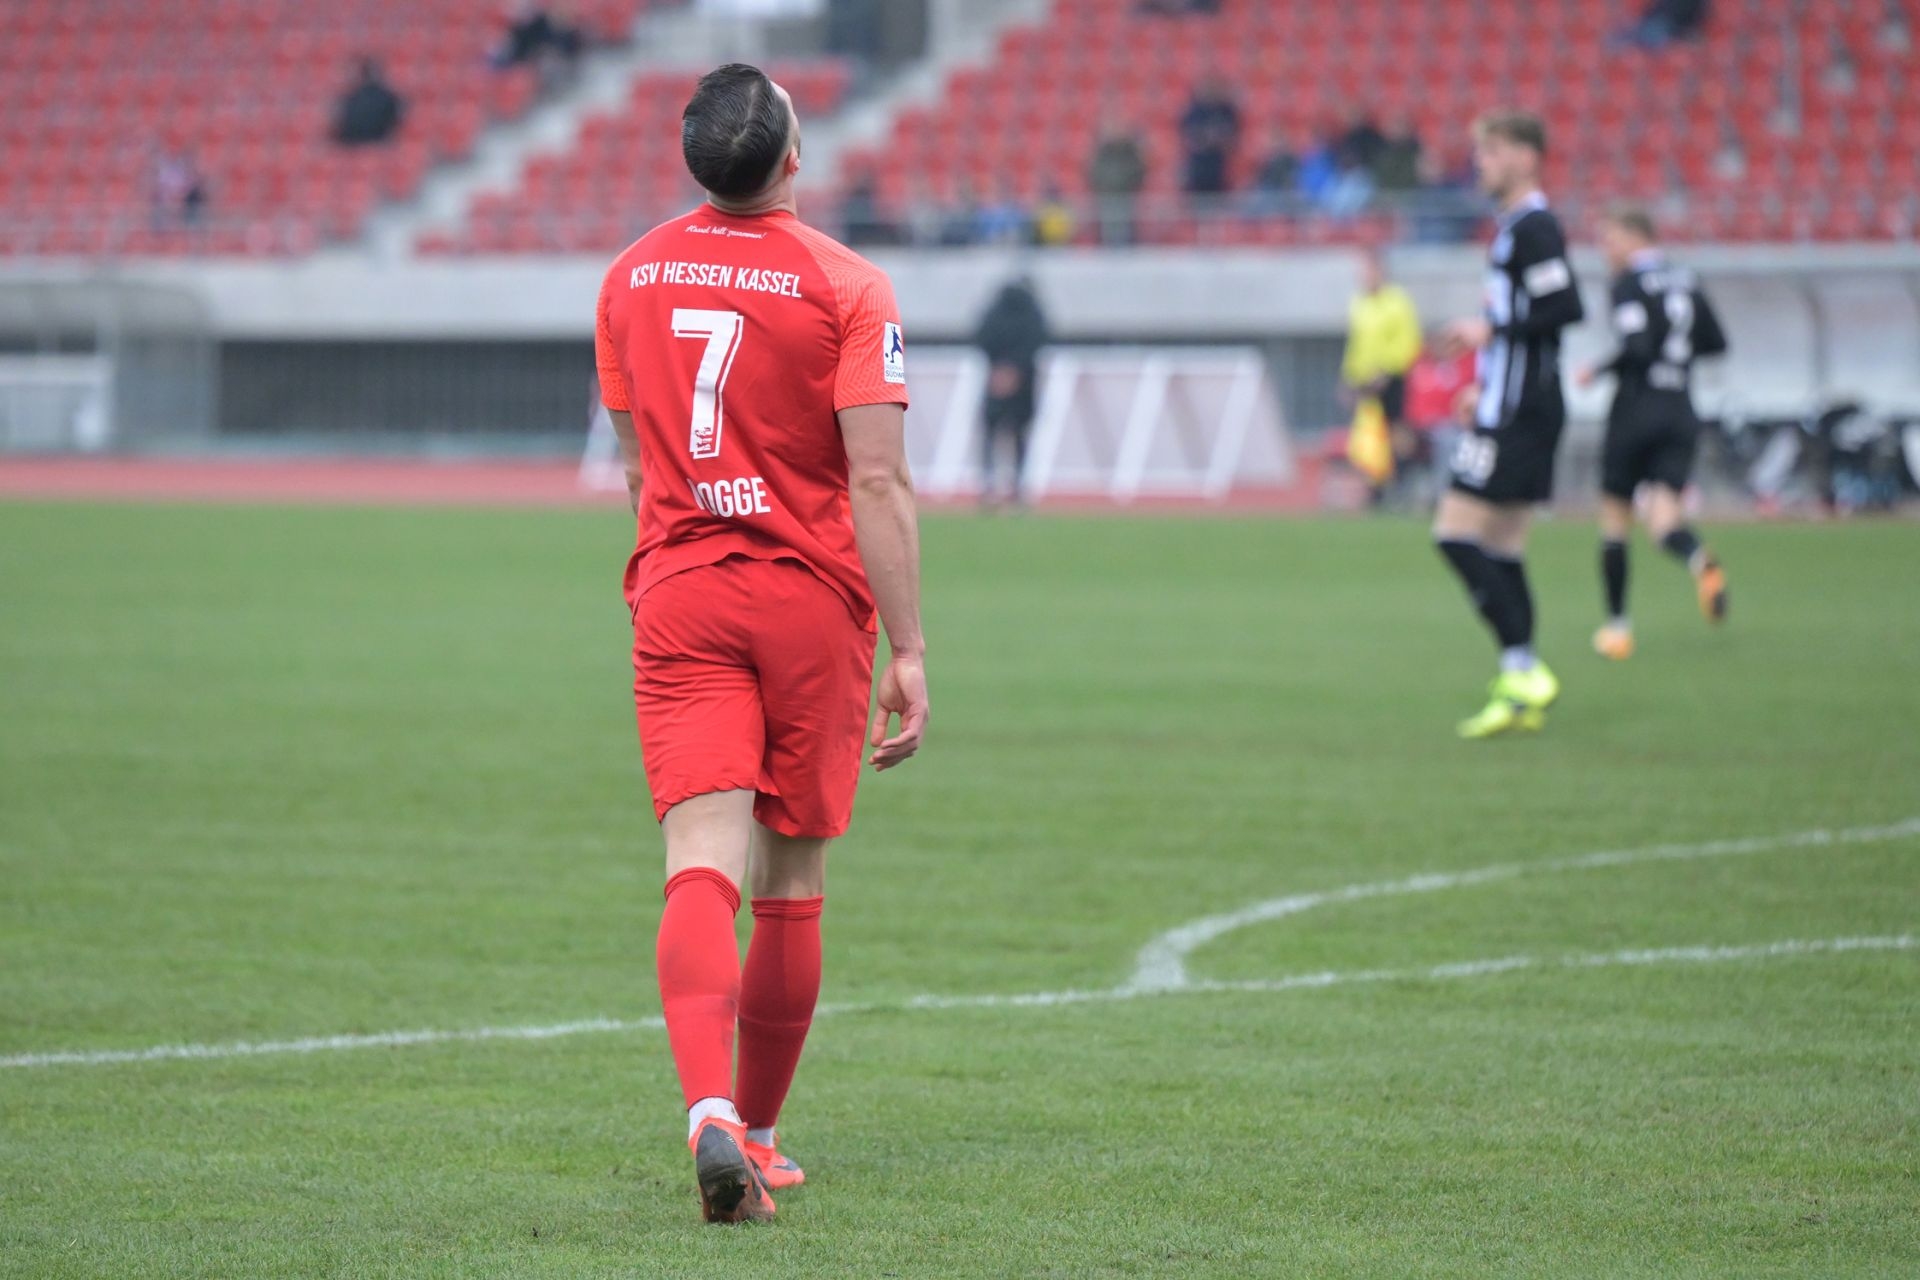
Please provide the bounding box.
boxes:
[1573,363,1597,389]
[868,654,928,771]
[1440,317,1492,357]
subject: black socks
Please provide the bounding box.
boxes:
[1437,539,1531,650]
[1661,526,1703,568]
[1601,539,1629,621]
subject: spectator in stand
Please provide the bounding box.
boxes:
[332,58,405,147]
[1032,186,1076,247]
[1614,0,1709,48]
[840,171,897,246]
[1323,105,1385,216]
[943,180,982,246]
[149,147,207,229]
[903,176,945,247]
[1372,113,1424,194]
[1088,117,1148,244]
[1294,115,1342,208]
[1179,74,1242,199]
[1326,151,1376,219]
[489,5,584,73]
[1409,146,1479,242]
[975,181,1031,246]
[973,274,1052,510]
[1249,138,1300,215]
[1336,106,1388,174]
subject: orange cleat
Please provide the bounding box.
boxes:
[1696,558,1729,623]
[689,1117,776,1224]
[1592,623,1635,661]
[743,1134,806,1189]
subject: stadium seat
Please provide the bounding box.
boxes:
[0,0,675,257]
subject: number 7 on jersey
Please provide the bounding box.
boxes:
[672,308,744,460]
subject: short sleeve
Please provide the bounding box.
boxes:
[595,270,630,412]
[1513,216,1574,298]
[834,268,910,412]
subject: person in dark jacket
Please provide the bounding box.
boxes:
[332,58,404,147]
[973,275,1052,509]
[1178,75,1241,198]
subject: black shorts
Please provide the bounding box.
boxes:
[1377,374,1407,426]
[1448,418,1563,505]
[1601,410,1698,499]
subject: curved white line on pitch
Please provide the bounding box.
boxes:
[3,818,1915,1071]
[2,935,1912,1070]
[1122,817,1920,993]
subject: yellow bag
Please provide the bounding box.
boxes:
[1347,396,1394,486]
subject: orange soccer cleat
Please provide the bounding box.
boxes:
[743,1133,806,1189]
[1592,623,1636,661]
[689,1117,776,1224]
[1696,558,1729,623]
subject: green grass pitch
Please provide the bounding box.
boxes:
[1,501,1916,1278]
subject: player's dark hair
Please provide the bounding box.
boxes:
[1474,108,1547,156]
[1604,202,1658,242]
[681,63,793,200]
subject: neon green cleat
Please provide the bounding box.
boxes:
[1497,661,1560,710]
[1457,686,1547,739]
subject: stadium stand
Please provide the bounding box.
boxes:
[416,61,855,255]
[845,0,1917,246]
[419,0,1917,252]
[0,0,665,258]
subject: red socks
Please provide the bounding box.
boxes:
[735,896,825,1132]
[656,867,742,1109]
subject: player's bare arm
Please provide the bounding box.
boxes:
[608,408,642,513]
[840,400,928,771]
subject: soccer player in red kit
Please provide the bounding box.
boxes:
[594,64,929,1224]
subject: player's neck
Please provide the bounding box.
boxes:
[1499,184,1544,215]
[707,182,798,220]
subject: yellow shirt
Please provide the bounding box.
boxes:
[1343,284,1422,386]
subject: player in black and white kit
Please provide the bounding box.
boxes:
[1432,110,1585,739]
[1576,204,1730,661]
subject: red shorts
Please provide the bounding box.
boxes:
[631,555,877,838]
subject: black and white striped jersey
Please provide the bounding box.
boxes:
[1475,192,1584,431]
[1598,250,1729,420]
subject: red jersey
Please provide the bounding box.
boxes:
[1405,350,1477,431]
[596,204,909,630]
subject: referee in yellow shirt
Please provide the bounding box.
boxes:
[1342,248,1423,505]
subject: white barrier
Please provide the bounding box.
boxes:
[585,345,1295,503]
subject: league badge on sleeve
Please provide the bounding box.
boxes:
[883,322,906,384]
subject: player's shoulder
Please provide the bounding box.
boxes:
[599,211,695,290]
[1512,204,1568,245]
[777,217,894,296]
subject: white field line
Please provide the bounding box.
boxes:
[4,819,1916,1072]
[1123,816,1920,992]
[5,935,1913,1072]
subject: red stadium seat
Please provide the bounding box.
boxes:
[0,0,670,257]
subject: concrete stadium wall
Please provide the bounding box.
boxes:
[5,244,1918,435]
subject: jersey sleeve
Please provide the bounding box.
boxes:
[595,268,630,412]
[834,266,910,412]
[1602,271,1659,374]
[1499,214,1585,338]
